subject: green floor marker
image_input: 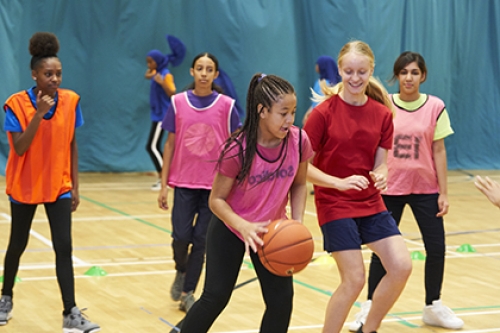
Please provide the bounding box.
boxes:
[411,250,426,260]
[456,243,476,253]
[84,266,107,277]
[0,276,21,282]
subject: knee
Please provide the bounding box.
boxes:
[201,289,232,312]
[52,238,73,257]
[6,241,27,257]
[265,287,294,310]
[342,272,366,294]
[370,252,382,265]
[390,257,412,282]
[191,236,207,252]
[425,241,445,257]
[173,231,192,245]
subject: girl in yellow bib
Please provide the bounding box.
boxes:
[350,51,462,331]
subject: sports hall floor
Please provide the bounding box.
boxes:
[0,170,499,332]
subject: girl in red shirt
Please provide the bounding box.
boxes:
[303,40,412,333]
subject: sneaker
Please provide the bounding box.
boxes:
[349,300,372,332]
[151,180,161,191]
[170,271,185,301]
[63,307,100,333]
[0,295,13,325]
[179,291,195,313]
[356,324,377,333]
[422,300,464,329]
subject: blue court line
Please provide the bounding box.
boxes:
[160,317,180,332]
[140,306,180,331]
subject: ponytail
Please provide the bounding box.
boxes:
[366,77,395,116]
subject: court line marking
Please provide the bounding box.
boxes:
[80,195,172,234]
[0,213,170,224]
[213,310,500,332]
[3,245,499,273]
[66,196,500,323]
[0,212,88,265]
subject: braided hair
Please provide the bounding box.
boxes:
[218,73,295,184]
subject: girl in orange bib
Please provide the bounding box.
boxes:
[0,32,99,333]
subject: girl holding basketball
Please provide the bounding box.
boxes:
[303,40,412,333]
[157,52,240,313]
[350,51,462,330]
[180,73,313,333]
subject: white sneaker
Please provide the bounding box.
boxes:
[349,300,372,332]
[151,180,161,191]
[422,300,464,329]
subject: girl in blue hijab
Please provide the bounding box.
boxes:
[302,55,340,125]
[145,35,185,189]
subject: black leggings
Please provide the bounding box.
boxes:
[368,194,445,305]
[145,121,164,173]
[181,217,294,333]
[1,199,76,313]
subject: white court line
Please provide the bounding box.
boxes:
[0,213,171,224]
[0,183,169,192]
[81,186,154,191]
[16,270,175,282]
[214,310,500,332]
[4,259,174,271]
[0,212,88,266]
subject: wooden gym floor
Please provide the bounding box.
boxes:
[0,170,499,332]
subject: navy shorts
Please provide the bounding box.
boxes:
[320,211,400,252]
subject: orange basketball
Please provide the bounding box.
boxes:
[257,219,314,276]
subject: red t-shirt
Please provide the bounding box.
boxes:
[303,94,394,225]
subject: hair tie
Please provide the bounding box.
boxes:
[258,73,267,82]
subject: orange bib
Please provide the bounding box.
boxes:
[4,89,79,203]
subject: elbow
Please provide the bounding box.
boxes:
[208,193,216,212]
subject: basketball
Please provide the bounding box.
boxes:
[257,219,314,276]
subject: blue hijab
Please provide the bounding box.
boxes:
[147,35,186,120]
[214,68,244,119]
[147,35,186,71]
[316,55,341,85]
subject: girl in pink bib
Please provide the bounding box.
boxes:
[180,73,313,333]
[157,53,240,313]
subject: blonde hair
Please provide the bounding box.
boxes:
[313,40,394,116]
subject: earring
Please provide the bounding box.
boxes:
[32,77,36,81]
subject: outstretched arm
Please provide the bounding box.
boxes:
[475,176,500,208]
